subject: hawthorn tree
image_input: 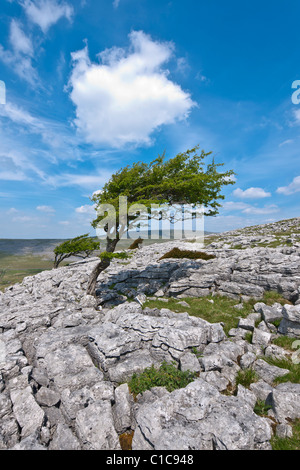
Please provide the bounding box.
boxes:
[53,234,100,268]
[86,146,235,295]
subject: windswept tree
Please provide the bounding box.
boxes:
[86,146,235,295]
[53,234,100,268]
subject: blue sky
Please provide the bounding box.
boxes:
[0,0,300,238]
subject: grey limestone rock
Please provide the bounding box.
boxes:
[179,351,201,373]
[279,304,300,338]
[75,401,121,450]
[0,218,299,450]
[132,378,272,450]
[270,382,300,423]
[49,423,81,450]
[253,359,290,385]
[112,383,134,434]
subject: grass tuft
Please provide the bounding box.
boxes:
[271,420,300,450]
[235,368,259,389]
[262,357,300,384]
[254,399,272,417]
[159,248,216,261]
[128,361,197,396]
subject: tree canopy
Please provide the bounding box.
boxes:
[53,234,100,268]
[86,146,235,295]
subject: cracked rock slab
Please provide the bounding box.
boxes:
[133,378,272,450]
[75,401,121,450]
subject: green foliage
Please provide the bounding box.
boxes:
[54,234,99,255]
[143,294,258,335]
[271,419,300,450]
[235,368,259,389]
[262,290,293,306]
[91,146,235,236]
[87,146,235,295]
[244,332,253,344]
[262,357,300,384]
[99,251,129,261]
[53,234,100,268]
[159,247,216,261]
[254,399,272,417]
[272,336,296,351]
[128,361,197,396]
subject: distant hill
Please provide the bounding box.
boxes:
[0,239,66,259]
[0,231,216,260]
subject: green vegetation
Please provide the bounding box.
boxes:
[144,295,245,335]
[99,251,129,261]
[263,290,293,306]
[254,399,272,417]
[54,234,100,268]
[271,420,300,450]
[203,218,300,250]
[87,145,235,295]
[262,357,300,385]
[244,332,253,344]
[203,235,220,246]
[159,247,216,261]
[272,336,296,351]
[255,238,293,249]
[143,291,289,335]
[235,368,259,389]
[0,252,55,292]
[127,361,197,397]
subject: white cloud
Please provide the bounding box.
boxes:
[0,45,38,86]
[294,109,300,124]
[176,57,190,75]
[223,201,279,215]
[44,169,112,189]
[0,102,39,127]
[0,145,46,183]
[20,0,74,33]
[36,205,55,212]
[68,30,196,148]
[7,208,18,214]
[75,204,96,214]
[279,139,294,147]
[12,215,35,222]
[10,20,34,56]
[233,187,271,199]
[0,18,38,85]
[222,201,249,211]
[276,176,300,195]
[92,189,103,195]
[241,204,279,215]
[0,100,82,162]
[113,0,120,8]
[0,169,27,181]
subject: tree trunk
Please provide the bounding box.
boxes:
[86,237,119,296]
[86,258,111,296]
